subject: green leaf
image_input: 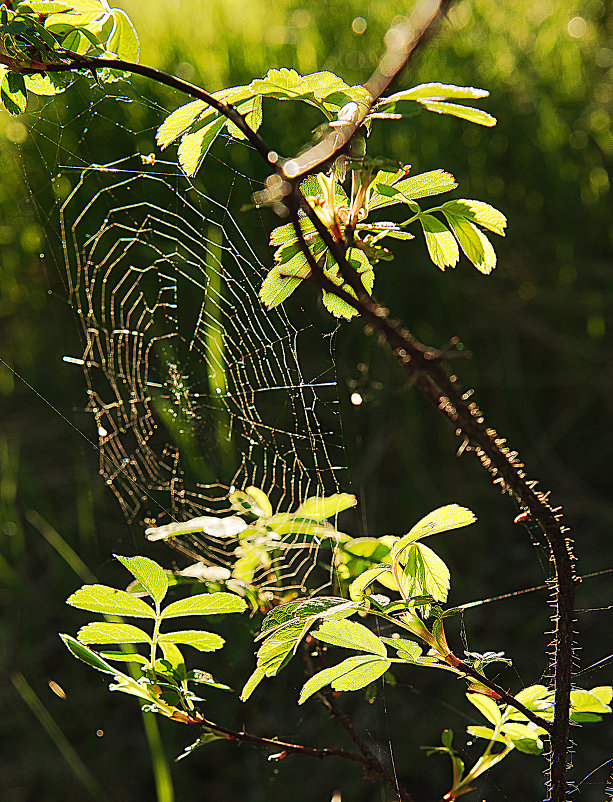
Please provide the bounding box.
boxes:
[259,261,310,309]
[418,100,497,127]
[157,641,185,672]
[240,666,266,701]
[1,72,27,115]
[177,116,226,176]
[98,651,149,664]
[20,2,75,11]
[77,622,151,645]
[414,543,450,604]
[467,692,502,726]
[226,95,262,140]
[23,72,71,96]
[257,596,353,640]
[66,584,156,618]
[349,564,392,601]
[256,622,305,675]
[156,100,208,149]
[114,554,168,604]
[419,215,459,270]
[299,655,391,704]
[249,68,324,112]
[443,211,497,274]
[383,83,490,103]
[393,170,457,200]
[570,688,613,715]
[381,637,422,662]
[295,493,357,519]
[60,634,121,675]
[161,592,247,619]
[269,219,317,247]
[392,505,476,561]
[513,685,551,706]
[158,630,225,651]
[466,725,507,745]
[106,7,139,61]
[313,619,387,657]
[243,486,273,518]
[442,199,507,237]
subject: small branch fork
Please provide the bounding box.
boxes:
[6,2,575,798]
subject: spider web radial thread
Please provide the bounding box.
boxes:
[59,148,347,587]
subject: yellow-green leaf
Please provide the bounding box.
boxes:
[419,100,497,127]
[77,622,151,644]
[296,493,357,519]
[158,630,225,651]
[66,584,156,618]
[161,592,247,619]
[313,619,387,657]
[419,214,459,270]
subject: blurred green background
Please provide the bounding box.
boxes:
[1,0,612,800]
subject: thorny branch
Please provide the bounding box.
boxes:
[6,1,577,798]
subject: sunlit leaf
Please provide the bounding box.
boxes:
[240,666,266,701]
[382,83,490,104]
[349,563,392,601]
[570,688,613,714]
[115,554,168,604]
[1,72,27,114]
[177,117,225,176]
[60,634,120,675]
[419,214,459,270]
[393,170,457,200]
[414,543,450,603]
[106,7,139,61]
[381,637,422,662]
[443,199,507,237]
[467,692,502,726]
[158,630,225,652]
[244,486,273,518]
[299,654,390,704]
[77,622,151,645]
[313,619,387,657]
[296,493,357,519]
[156,100,208,148]
[66,584,156,618]
[419,100,496,127]
[443,211,497,274]
[161,592,247,619]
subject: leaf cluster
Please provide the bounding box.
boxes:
[61,554,246,722]
[0,0,138,114]
[426,685,613,800]
[145,485,357,602]
[241,505,477,702]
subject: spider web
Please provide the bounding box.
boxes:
[19,80,613,798]
[28,84,348,588]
